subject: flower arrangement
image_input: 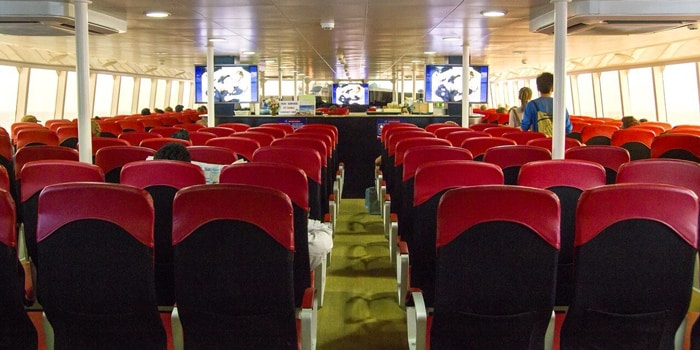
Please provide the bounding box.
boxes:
[264,97,280,115]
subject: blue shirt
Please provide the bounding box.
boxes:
[521,97,572,134]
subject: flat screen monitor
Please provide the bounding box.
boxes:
[194,65,259,103]
[332,83,369,105]
[425,65,488,104]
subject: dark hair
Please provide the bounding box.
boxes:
[175,104,184,112]
[154,143,190,162]
[141,108,151,116]
[171,129,190,140]
[536,72,554,94]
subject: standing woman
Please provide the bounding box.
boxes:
[508,87,532,128]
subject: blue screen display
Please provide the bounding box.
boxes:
[425,65,488,104]
[332,83,369,105]
[194,65,259,103]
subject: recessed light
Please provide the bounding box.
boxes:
[207,38,226,42]
[242,51,256,55]
[145,11,171,18]
[442,36,461,42]
[481,10,507,17]
[424,51,436,55]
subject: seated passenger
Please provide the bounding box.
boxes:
[152,142,244,184]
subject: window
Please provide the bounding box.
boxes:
[599,71,622,118]
[27,68,58,120]
[182,81,192,108]
[169,81,180,108]
[662,62,700,125]
[576,73,596,117]
[93,73,114,117]
[0,65,19,128]
[155,79,167,109]
[64,71,78,119]
[117,76,134,115]
[627,68,656,121]
[137,78,152,110]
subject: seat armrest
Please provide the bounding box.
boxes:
[406,289,427,350]
[397,240,409,307]
[298,287,318,350]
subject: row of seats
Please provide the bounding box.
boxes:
[3,181,315,349]
[1,121,344,349]
[377,121,700,349]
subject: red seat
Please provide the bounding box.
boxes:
[148,126,183,138]
[650,133,700,162]
[55,125,79,148]
[94,145,156,183]
[15,129,59,149]
[14,146,79,179]
[139,137,191,150]
[117,120,145,132]
[118,131,162,146]
[205,136,261,161]
[483,145,552,185]
[460,136,517,161]
[526,137,582,151]
[561,184,698,349]
[433,126,466,139]
[186,146,237,165]
[617,158,700,196]
[466,123,495,132]
[94,120,122,137]
[409,185,559,349]
[90,137,131,155]
[121,160,206,305]
[171,184,311,349]
[518,159,606,307]
[173,123,205,132]
[398,160,504,307]
[188,131,218,146]
[248,126,286,139]
[610,128,656,160]
[565,145,630,184]
[483,126,519,137]
[216,123,250,132]
[199,127,236,137]
[37,182,166,349]
[260,123,294,135]
[0,187,37,348]
[20,160,104,266]
[501,131,548,145]
[580,124,620,145]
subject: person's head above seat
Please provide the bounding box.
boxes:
[20,115,39,123]
[154,142,190,162]
[536,72,554,95]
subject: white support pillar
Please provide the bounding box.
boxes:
[462,44,470,127]
[278,66,282,100]
[75,0,92,163]
[206,42,215,127]
[294,72,299,101]
[552,0,571,159]
[412,63,417,105]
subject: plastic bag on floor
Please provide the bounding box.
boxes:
[308,219,333,270]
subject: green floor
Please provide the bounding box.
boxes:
[316,199,407,349]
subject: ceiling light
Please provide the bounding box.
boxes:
[207,38,226,42]
[242,51,256,55]
[145,11,171,18]
[442,36,461,41]
[481,10,507,17]
[424,51,436,55]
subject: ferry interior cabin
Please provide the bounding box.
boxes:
[2,0,700,349]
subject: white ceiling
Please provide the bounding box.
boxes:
[0,0,699,81]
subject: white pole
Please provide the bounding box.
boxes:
[206,42,215,127]
[552,0,571,159]
[462,44,470,127]
[74,0,92,163]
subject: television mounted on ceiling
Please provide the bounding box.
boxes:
[194,64,259,103]
[424,65,489,104]
[332,82,369,105]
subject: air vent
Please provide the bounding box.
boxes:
[530,0,700,35]
[0,1,126,36]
